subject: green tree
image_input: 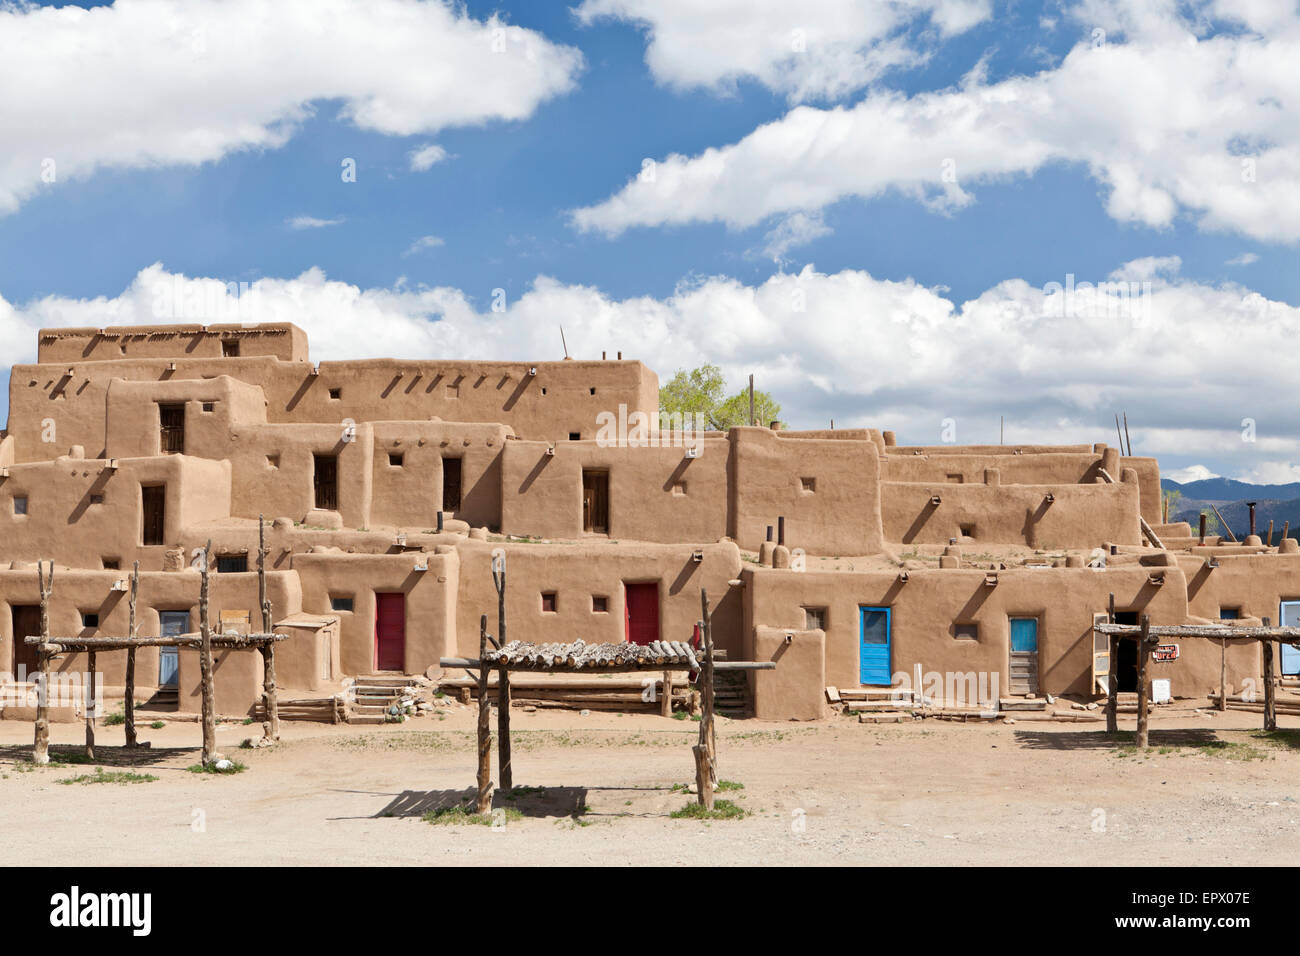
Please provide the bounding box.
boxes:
[659,365,782,431]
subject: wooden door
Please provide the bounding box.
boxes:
[159,403,185,454]
[11,605,41,677]
[1009,617,1039,696]
[442,457,462,512]
[141,485,166,546]
[314,454,338,511]
[374,593,406,672]
[583,470,609,534]
[859,607,891,686]
[624,582,659,645]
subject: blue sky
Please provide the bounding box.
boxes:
[1,0,1298,483]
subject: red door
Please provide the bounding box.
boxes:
[624,582,659,646]
[374,593,406,672]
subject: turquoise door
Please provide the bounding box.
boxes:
[859,607,892,686]
[1009,617,1039,695]
[1280,602,1300,676]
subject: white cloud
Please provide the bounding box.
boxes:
[0,0,583,215]
[402,235,445,256]
[5,258,1300,483]
[574,0,991,102]
[1226,252,1260,266]
[571,5,1300,244]
[1165,464,1220,484]
[286,216,345,230]
[756,211,832,263]
[409,143,449,172]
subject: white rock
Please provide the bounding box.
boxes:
[215,759,234,771]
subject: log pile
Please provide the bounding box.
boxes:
[483,639,700,671]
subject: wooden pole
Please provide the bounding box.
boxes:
[1105,593,1118,733]
[1263,616,1277,732]
[1123,412,1132,457]
[1219,637,1228,713]
[493,556,510,790]
[85,650,96,759]
[748,374,755,427]
[33,560,54,765]
[1284,521,1291,545]
[1136,614,1151,749]
[476,614,493,813]
[258,515,279,742]
[198,540,217,766]
[1267,519,1274,547]
[694,588,717,808]
[1211,503,1237,543]
[661,669,673,718]
[125,561,138,747]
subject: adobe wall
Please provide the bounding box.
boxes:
[37,324,309,364]
[0,455,232,570]
[881,476,1141,548]
[743,561,1253,711]
[272,615,342,694]
[499,437,730,543]
[369,422,508,530]
[730,427,884,555]
[291,548,460,676]
[8,355,656,459]
[449,539,745,660]
[881,451,1107,484]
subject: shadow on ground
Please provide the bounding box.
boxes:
[375,785,592,819]
[0,743,195,768]
[1012,729,1226,750]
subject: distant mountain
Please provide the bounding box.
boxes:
[1161,477,1300,503]
[1162,478,1300,540]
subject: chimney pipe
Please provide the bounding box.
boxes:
[1199,513,1206,544]
[778,516,785,547]
[1247,501,1257,537]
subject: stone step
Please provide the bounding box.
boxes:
[347,714,387,725]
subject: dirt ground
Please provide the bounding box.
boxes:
[1,704,1298,866]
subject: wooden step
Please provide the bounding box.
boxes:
[999,698,1047,712]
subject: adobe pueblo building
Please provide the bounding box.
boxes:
[0,321,1295,723]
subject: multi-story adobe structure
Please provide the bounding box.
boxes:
[0,321,1295,721]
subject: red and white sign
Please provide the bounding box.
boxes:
[1152,643,1180,662]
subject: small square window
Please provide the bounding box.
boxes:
[959,524,975,538]
[89,494,104,505]
[389,453,404,467]
[592,595,608,613]
[954,623,979,641]
[800,477,816,493]
[267,454,280,468]
[216,555,247,573]
[540,387,547,396]
[542,592,558,613]
[568,432,581,441]
[102,558,119,570]
[13,496,27,515]
[222,341,240,357]
[201,401,215,412]
[328,388,342,400]
[82,613,99,628]
[589,387,596,395]
[803,607,827,631]
[1219,608,1240,620]
[331,596,354,613]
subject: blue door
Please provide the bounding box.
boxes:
[1280,602,1300,676]
[1009,617,1039,696]
[159,611,187,688]
[859,607,892,686]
